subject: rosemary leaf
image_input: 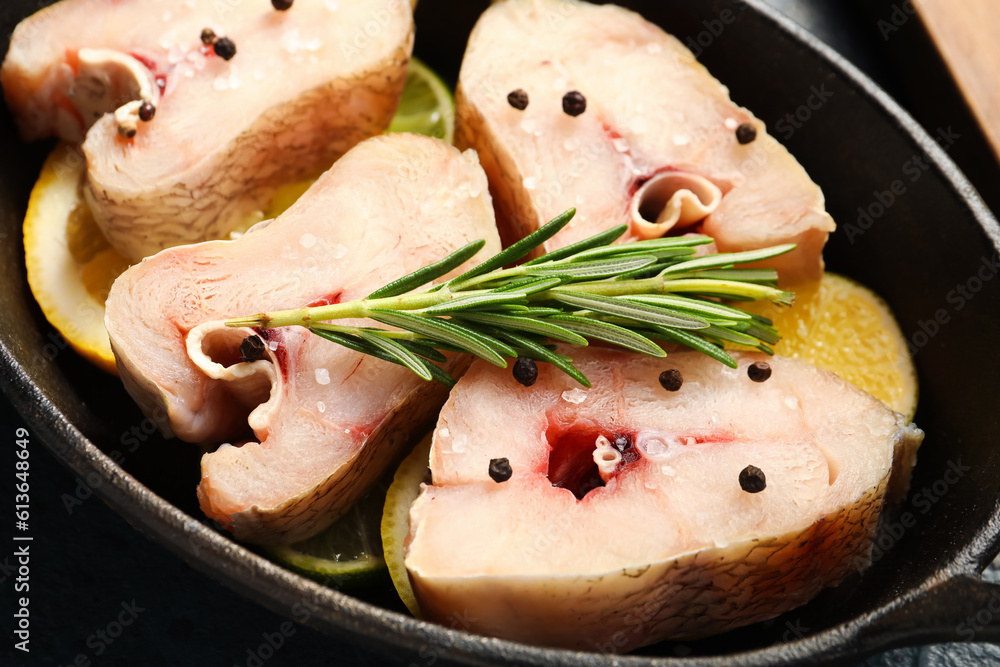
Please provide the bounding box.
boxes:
[447,208,575,288]
[524,224,628,265]
[494,330,592,388]
[525,255,658,279]
[358,331,433,380]
[313,329,456,387]
[660,244,796,275]
[420,292,529,315]
[549,291,710,329]
[660,279,794,305]
[568,240,707,262]
[619,294,754,320]
[367,309,508,367]
[395,339,449,363]
[649,327,737,368]
[366,239,486,299]
[489,276,567,294]
[547,314,666,357]
[701,324,766,348]
[455,312,589,346]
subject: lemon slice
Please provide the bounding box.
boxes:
[381,432,433,616]
[24,144,128,374]
[22,145,311,374]
[388,57,455,143]
[262,483,387,589]
[739,273,918,419]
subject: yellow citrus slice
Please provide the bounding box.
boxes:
[24,143,128,375]
[739,273,918,419]
[23,145,308,375]
[381,432,433,617]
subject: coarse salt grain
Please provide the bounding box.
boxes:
[561,388,588,404]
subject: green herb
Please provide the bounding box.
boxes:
[226,209,795,387]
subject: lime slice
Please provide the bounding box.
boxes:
[381,432,433,616]
[262,484,387,589]
[388,58,455,144]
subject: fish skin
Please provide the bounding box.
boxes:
[405,349,923,650]
[455,0,835,284]
[104,134,501,544]
[2,0,414,262]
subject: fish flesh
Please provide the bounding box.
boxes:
[2,0,413,261]
[104,133,501,544]
[405,348,922,650]
[455,0,835,283]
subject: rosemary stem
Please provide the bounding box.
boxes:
[228,285,475,329]
[312,322,419,340]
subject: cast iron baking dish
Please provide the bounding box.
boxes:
[3,0,1000,664]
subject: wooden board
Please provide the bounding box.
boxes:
[913,0,1000,162]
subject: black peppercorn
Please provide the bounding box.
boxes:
[214,37,237,61]
[512,357,538,387]
[736,123,757,144]
[138,101,156,122]
[562,90,587,117]
[489,457,513,483]
[272,0,294,9]
[507,88,529,111]
[739,465,766,493]
[747,361,772,382]
[658,369,683,392]
[240,335,266,362]
[200,28,217,45]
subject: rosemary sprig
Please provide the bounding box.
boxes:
[226,209,795,387]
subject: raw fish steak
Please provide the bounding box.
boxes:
[456,0,834,283]
[406,348,922,651]
[3,0,413,261]
[104,134,501,544]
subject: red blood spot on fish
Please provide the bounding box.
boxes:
[306,292,342,308]
[343,357,365,383]
[65,49,80,75]
[255,327,287,376]
[129,52,157,73]
[546,421,639,500]
[602,123,623,142]
[52,90,84,130]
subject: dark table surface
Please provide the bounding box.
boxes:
[3,1,1000,666]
